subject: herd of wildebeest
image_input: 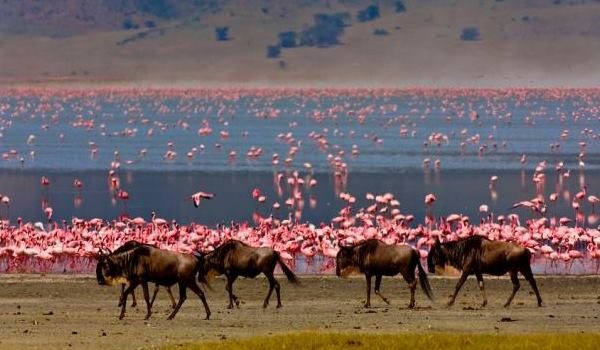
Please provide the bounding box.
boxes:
[95,236,544,320]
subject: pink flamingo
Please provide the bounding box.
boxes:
[190,191,215,207]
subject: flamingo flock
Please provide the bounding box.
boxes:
[1,187,599,274]
[0,87,599,273]
[0,87,598,174]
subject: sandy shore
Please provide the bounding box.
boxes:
[0,274,599,349]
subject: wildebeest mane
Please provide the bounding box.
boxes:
[108,245,151,277]
[112,240,144,254]
[206,240,247,265]
[352,239,380,268]
[441,236,486,269]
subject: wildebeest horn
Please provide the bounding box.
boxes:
[337,240,351,249]
[98,247,111,256]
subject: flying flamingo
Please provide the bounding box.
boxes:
[510,201,546,216]
[190,191,215,207]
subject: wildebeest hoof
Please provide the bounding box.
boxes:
[167,316,174,320]
[363,303,371,308]
[131,302,137,308]
[263,303,268,308]
[408,303,415,309]
[227,304,234,309]
[118,314,125,320]
[481,301,488,308]
[276,304,282,308]
[446,301,455,307]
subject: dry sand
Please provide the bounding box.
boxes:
[0,274,599,349]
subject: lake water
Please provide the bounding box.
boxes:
[0,88,598,274]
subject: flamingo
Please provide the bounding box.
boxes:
[1,195,10,221]
[510,201,546,216]
[588,195,599,212]
[190,191,215,207]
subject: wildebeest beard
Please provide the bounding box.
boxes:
[336,247,362,278]
[96,252,132,286]
[338,265,361,278]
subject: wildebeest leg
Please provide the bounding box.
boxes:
[448,271,469,307]
[520,265,543,307]
[167,282,187,320]
[401,271,417,308]
[274,276,282,308]
[119,281,139,320]
[130,289,137,307]
[476,273,487,307]
[364,273,372,308]
[374,275,390,305]
[187,281,211,320]
[166,286,176,309]
[263,272,281,308]
[142,282,152,320]
[118,284,125,307]
[503,270,520,308]
[149,284,160,308]
[225,274,239,309]
[119,284,137,307]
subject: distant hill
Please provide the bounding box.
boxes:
[0,0,599,87]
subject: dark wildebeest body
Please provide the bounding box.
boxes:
[96,245,210,320]
[336,239,434,308]
[105,241,176,309]
[427,236,543,307]
[201,240,299,309]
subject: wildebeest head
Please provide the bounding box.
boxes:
[95,250,126,286]
[427,239,447,274]
[193,251,211,286]
[336,245,359,278]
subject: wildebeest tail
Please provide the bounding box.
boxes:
[193,252,212,289]
[276,252,300,284]
[416,251,434,301]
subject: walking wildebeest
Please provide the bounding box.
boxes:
[336,239,434,308]
[99,241,176,310]
[200,240,299,309]
[96,245,211,320]
[427,236,543,307]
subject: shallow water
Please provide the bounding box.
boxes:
[0,168,597,226]
[0,89,598,172]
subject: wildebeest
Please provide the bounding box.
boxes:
[96,245,210,320]
[336,239,434,308]
[200,240,299,309]
[98,241,176,310]
[427,236,543,307]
